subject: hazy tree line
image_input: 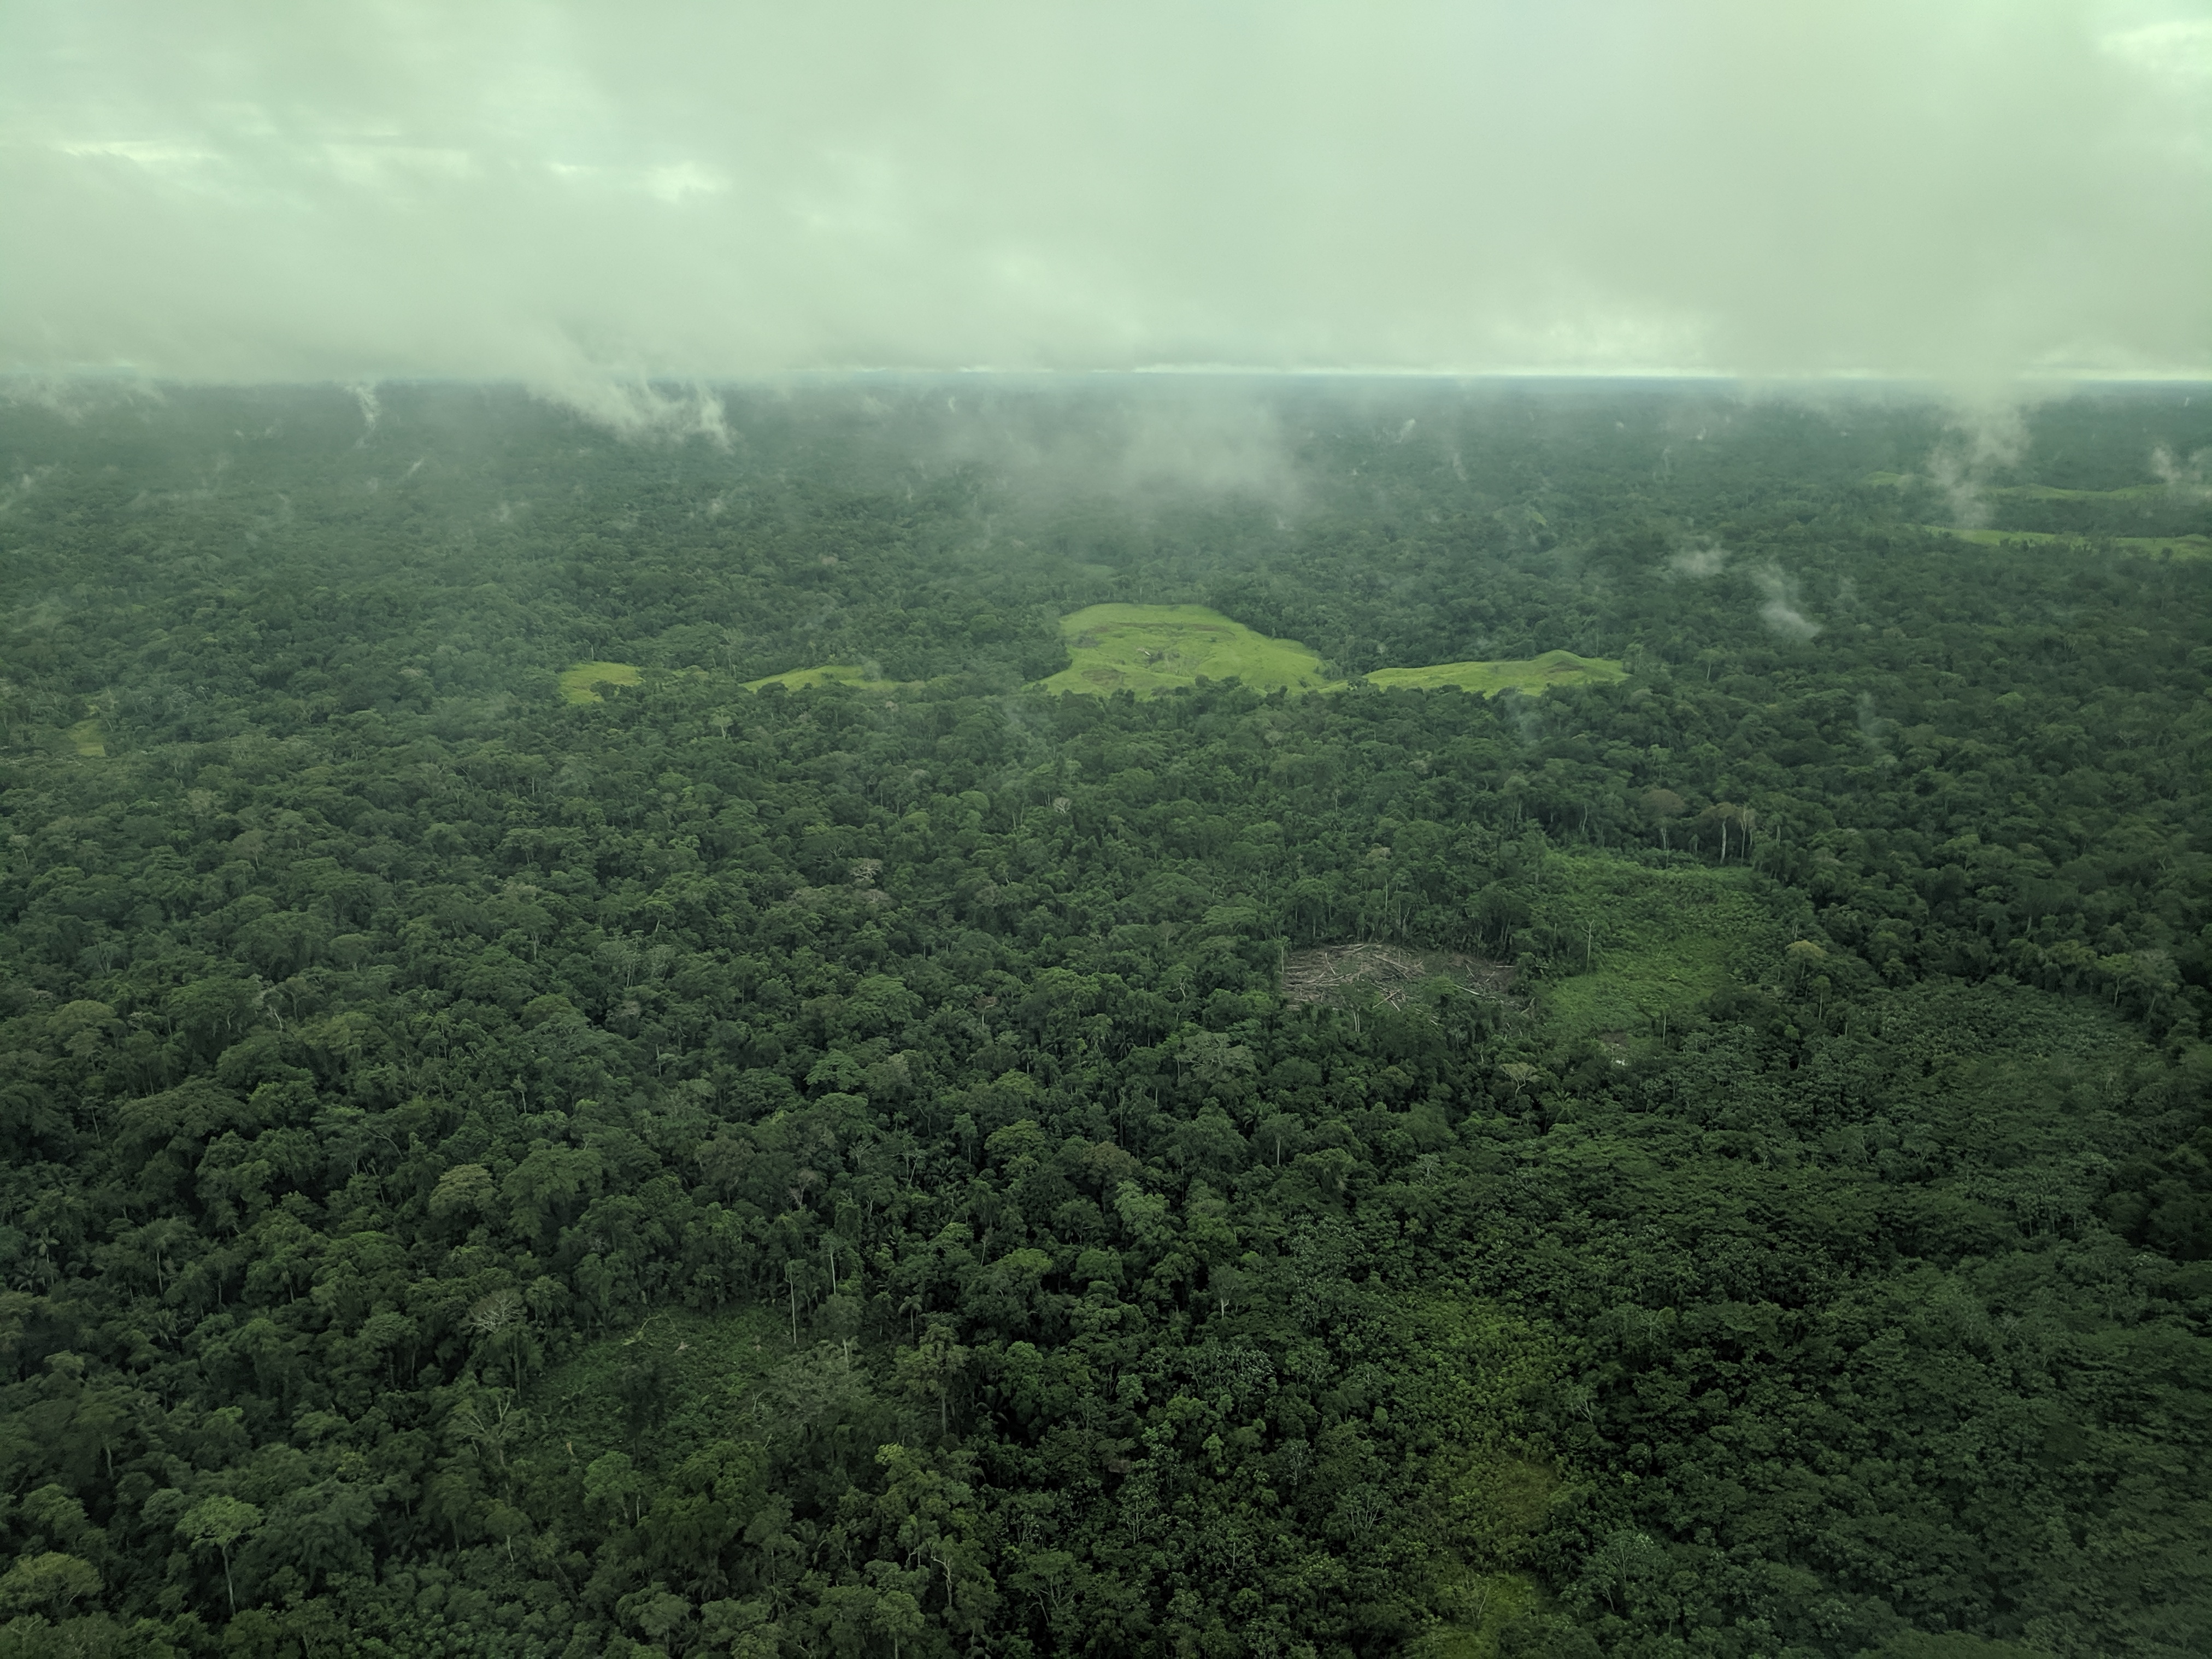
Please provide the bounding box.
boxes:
[0,384,2204,1657]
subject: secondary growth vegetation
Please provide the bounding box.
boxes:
[0,379,2206,1658]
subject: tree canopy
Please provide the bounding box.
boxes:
[0,380,2205,1657]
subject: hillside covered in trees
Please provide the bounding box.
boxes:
[0,379,2207,1659]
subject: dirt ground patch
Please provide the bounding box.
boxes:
[1284,942,1525,1013]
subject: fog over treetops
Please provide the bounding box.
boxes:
[5,0,2212,416]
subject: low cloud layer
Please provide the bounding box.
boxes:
[4,1,2210,403]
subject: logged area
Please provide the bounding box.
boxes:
[0,381,2207,1659]
[1280,943,1523,1016]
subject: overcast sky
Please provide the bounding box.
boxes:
[4,0,2210,407]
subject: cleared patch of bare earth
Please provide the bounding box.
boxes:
[1283,942,1527,1014]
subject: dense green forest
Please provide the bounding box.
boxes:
[0,378,2207,1659]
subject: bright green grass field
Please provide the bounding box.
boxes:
[1532,855,1779,1043]
[1040,603,1340,697]
[557,661,644,704]
[743,663,898,693]
[65,718,105,757]
[1923,526,2210,560]
[1367,650,1626,697]
[745,607,1623,702]
[1999,483,2169,502]
[1868,474,2172,503]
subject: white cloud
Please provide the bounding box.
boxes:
[2,0,2209,413]
[531,378,730,444]
[2101,17,2212,84]
[320,143,478,188]
[547,160,729,203]
[52,139,217,167]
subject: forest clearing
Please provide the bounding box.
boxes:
[556,661,644,703]
[1037,602,1338,697]
[744,605,1625,704]
[1366,650,1627,697]
[742,663,901,693]
[1280,942,1524,1014]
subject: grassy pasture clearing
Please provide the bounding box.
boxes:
[1922,525,2209,560]
[65,718,105,757]
[733,605,1626,704]
[1367,650,1626,697]
[2000,482,2169,501]
[1040,604,1625,701]
[1867,473,2173,503]
[1532,855,1778,1047]
[1040,603,1338,697]
[558,661,644,703]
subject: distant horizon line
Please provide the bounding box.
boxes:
[7,366,2211,389]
